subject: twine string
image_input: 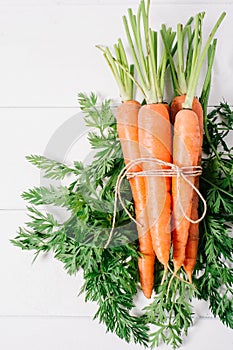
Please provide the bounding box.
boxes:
[104,158,207,249]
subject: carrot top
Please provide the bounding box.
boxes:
[161,12,226,109]
[200,39,217,118]
[97,0,176,104]
[123,0,175,104]
[184,12,225,109]
[96,39,135,102]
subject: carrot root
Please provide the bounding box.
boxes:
[117,101,155,299]
[172,108,200,272]
[138,103,172,272]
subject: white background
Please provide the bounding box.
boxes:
[0,0,233,349]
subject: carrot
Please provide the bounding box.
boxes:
[123,0,174,278]
[173,96,203,280]
[98,38,155,298]
[168,13,225,275]
[183,40,217,282]
[172,109,200,273]
[171,95,203,278]
[117,101,155,298]
[183,193,199,282]
[138,103,172,275]
[171,95,203,129]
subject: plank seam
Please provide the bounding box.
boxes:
[0,314,215,319]
[0,105,231,109]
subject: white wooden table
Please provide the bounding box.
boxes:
[0,1,232,349]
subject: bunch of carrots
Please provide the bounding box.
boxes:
[98,0,225,298]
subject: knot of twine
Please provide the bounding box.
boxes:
[104,158,207,249]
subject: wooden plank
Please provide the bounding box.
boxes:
[0,107,92,208]
[0,0,232,5]
[0,3,232,106]
[0,316,232,350]
[0,210,98,316]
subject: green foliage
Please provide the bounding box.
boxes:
[22,186,71,207]
[11,93,148,347]
[196,101,233,329]
[78,92,123,182]
[26,154,76,180]
[81,246,149,346]
[203,101,233,156]
[145,269,195,349]
[11,93,233,348]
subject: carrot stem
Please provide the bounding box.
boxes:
[136,6,149,86]
[185,25,194,82]
[123,0,168,104]
[202,177,233,199]
[161,24,179,95]
[183,12,226,109]
[96,44,135,102]
[160,17,193,97]
[105,47,128,101]
[158,44,168,98]
[177,23,187,94]
[200,39,217,117]
[123,15,148,94]
[148,29,161,102]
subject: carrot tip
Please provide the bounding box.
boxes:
[185,270,193,284]
[144,293,152,299]
[142,289,153,299]
[173,263,181,276]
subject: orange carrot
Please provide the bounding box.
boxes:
[138,103,172,276]
[183,40,217,282]
[97,34,156,297]
[122,0,175,280]
[171,95,203,281]
[171,97,202,282]
[164,12,225,277]
[183,191,199,282]
[117,100,155,298]
[172,109,200,274]
[171,95,203,133]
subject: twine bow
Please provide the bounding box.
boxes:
[104,158,207,249]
